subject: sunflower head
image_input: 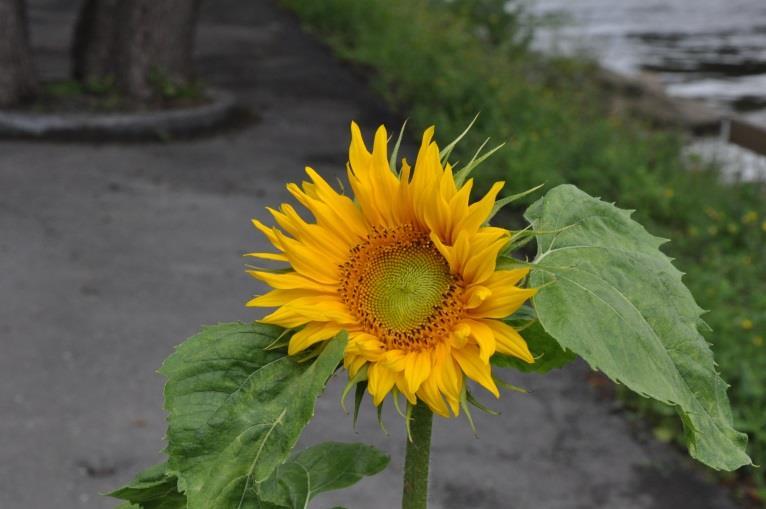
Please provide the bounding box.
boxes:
[247,122,536,417]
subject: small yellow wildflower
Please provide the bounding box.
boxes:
[741,319,753,331]
[705,207,721,221]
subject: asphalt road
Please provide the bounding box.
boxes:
[0,1,743,508]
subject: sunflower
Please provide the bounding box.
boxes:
[247,123,536,417]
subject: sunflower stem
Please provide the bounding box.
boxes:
[402,403,433,509]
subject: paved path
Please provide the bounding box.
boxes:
[0,1,742,508]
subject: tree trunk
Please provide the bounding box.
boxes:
[72,0,201,101]
[0,0,38,107]
[71,0,118,84]
[116,0,201,100]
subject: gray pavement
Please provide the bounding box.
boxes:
[0,1,742,508]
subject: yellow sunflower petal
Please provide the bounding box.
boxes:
[463,285,491,309]
[470,287,537,319]
[273,231,340,285]
[417,373,451,417]
[348,123,401,227]
[403,350,432,394]
[286,180,368,243]
[382,349,408,372]
[247,270,336,293]
[449,322,471,349]
[483,319,534,363]
[244,252,289,262]
[434,342,462,415]
[252,219,285,251]
[395,372,418,405]
[344,353,368,378]
[288,322,345,355]
[452,345,499,398]
[461,318,497,362]
[347,331,386,361]
[262,296,354,328]
[368,362,397,406]
[246,289,318,308]
[455,181,505,235]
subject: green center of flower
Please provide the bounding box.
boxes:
[339,225,464,351]
[365,242,452,332]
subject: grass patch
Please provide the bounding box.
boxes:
[18,76,207,113]
[283,0,766,502]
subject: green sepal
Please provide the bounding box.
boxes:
[453,140,505,187]
[389,119,408,175]
[340,364,368,414]
[353,381,368,429]
[459,385,478,437]
[487,183,545,223]
[465,389,500,416]
[440,113,479,166]
[493,376,527,394]
[376,401,388,435]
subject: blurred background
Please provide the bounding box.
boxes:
[0,0,764,508]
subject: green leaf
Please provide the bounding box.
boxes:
[260,442,389,509]
[492,321,576,373]
[260,462,310,509]
[162,322,288,474]
[160,322,348,508]
[293,442,389,496]
[109,462,186,509]
[525,184,751,471]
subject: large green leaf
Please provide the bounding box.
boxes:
[525,184,751,471]
[162,322,288,483]
[260,442,390,508]
[109,462,186,509]
[160,322,348,508]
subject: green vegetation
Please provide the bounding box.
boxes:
[29,73,205,113]
[282,0,766,501]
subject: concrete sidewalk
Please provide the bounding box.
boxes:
[0,1,741,508]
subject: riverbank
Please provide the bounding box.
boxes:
[529,0,766,128]
[281,0,766,504]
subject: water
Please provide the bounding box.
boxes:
[529,0,766,125]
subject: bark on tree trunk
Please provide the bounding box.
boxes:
[0,0,38,107]
[116,0,201,100]
[72,0,201,101]
[71,0,118,84]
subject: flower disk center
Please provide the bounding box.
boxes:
[340,225,463,351]
[366,243,451,332]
